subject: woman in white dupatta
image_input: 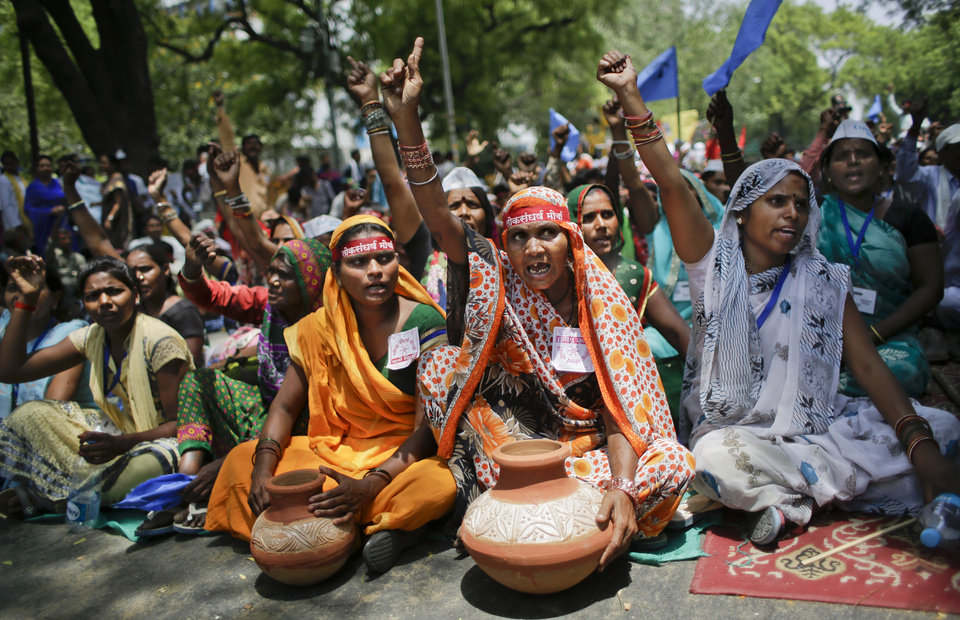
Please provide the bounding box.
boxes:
[597,50,960,546]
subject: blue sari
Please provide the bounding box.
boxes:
[817,194,929,397]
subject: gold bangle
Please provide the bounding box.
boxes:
[870,325,885,344]
[213,190,227,198]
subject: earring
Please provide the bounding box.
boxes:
[736,216,743,226]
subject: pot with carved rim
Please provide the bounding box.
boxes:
[249,469,356,586]
[460,439,613,594]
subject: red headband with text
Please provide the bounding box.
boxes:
[332,236,395,261]
[502,186,569,229]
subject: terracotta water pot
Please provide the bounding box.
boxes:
[460,439,613,594]
[249,469,356,586]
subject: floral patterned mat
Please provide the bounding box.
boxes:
[690,514,960,613]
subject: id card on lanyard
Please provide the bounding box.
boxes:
[755,257,792,330]
[103,342,128,397]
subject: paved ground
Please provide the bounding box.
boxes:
[0,516,946,620]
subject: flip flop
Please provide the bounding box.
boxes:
[0,486,38,519]
[172,502,213,536]
[135,507,180,537]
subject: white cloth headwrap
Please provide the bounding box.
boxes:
[935,123,960,153]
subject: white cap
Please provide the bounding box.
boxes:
[936,123,960,153]
[441,166,487,192]
[704,159,724,173]
[829,119,877,146]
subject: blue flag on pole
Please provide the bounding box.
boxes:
[636,47,678,102]
[866,94,882,122]
[702,0,784,96]
[549,109,581,163]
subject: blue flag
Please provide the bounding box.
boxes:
[636,47,678,102]
[703,0,784,96]
[549,109,581,163]
[866,94,882,122]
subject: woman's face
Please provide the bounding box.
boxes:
[579,190,618,257]
[98,155,114,175]
[447,188,487,235]
[336,231,399,307]
[504,220,570,293]
[126,250,167,301]
[270,222,296,246]
[35,158,53,182]
[82,272,137,330]
[266,256,303,316]
[920,149,939,167]
[826,138,880,197]
[740,172,810,270]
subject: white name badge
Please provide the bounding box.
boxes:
[386,327,420,370]
[672,281,691,303]
[851,287,877,315]
[551,327,594,373]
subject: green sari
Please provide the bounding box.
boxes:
[817,194,929,396]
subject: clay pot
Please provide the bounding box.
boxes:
[249,469,356,586]
[460,439,613,594]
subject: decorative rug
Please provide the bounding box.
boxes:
[690,514,960,613]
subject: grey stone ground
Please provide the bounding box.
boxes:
[0,516,945,620]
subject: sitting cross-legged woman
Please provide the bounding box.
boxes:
[0,255,192,516]
[205,215,455,573]
[383,38,695,571]
[595,50,960,546]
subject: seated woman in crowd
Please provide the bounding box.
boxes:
[595,50,960,546]
[126,243,206,368]
[0,266,94,421]
[206,215,455,573]
[816,120,942,397]
[0,255,192,516]
[383,38,694,570]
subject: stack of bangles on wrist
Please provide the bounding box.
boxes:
[611,140,635,160]
[399,141,439,186]
[225,192,252,219]
[721,149,744,163]
[601,476,641,509]
[156,202,178,223]
[894,414,938,464]
[361,101,390,136]
[620,109,662,147]
[363,467,393,485]
[252,437,283,464]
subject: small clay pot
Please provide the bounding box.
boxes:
[250,469,356,586]
[460,439,613,594]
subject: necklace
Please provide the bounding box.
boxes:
[546,270,577,325]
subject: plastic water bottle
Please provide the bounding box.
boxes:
[917,493,960,550]
[65,456,101,531]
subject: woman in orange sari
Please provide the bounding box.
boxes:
[205,215,455,573]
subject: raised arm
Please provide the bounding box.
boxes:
[60,160,120,259]
[602,96,658,234]
[597,51,713,263]
[214,148,277,270]
[381,37,468,265]
[706,89,747,187]
[542,124,572,192]
[346,56,423,245]
[0,256,85,383]
[896,97,928,184]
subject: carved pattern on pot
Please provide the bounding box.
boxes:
[251,517,352,554]
[462,483,604,544]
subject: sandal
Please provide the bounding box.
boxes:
[362,526,427,573]
[0,486,38,519]
[748,506,785,546]
[135,507,181,537]
[172,502,212,535]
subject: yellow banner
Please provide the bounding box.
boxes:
[658,109,699,145]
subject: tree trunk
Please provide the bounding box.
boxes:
[11,0,159,176]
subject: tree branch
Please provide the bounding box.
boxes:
[155,18,240,63]
[519,15,576,35]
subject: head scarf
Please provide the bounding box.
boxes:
[272,214,305,239]
[258,237,332,404]
[685,158,849,444]
[566,184,623,255]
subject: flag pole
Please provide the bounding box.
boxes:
[675,61,682,151]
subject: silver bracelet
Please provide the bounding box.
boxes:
[407,166,440,186]
[613,146,636,160]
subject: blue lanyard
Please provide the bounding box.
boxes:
[11,319,56,409]
[103,341,128,397]
[838,198,878,265]
[755,256,792,330]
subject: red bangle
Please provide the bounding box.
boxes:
[14,301,36,311]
